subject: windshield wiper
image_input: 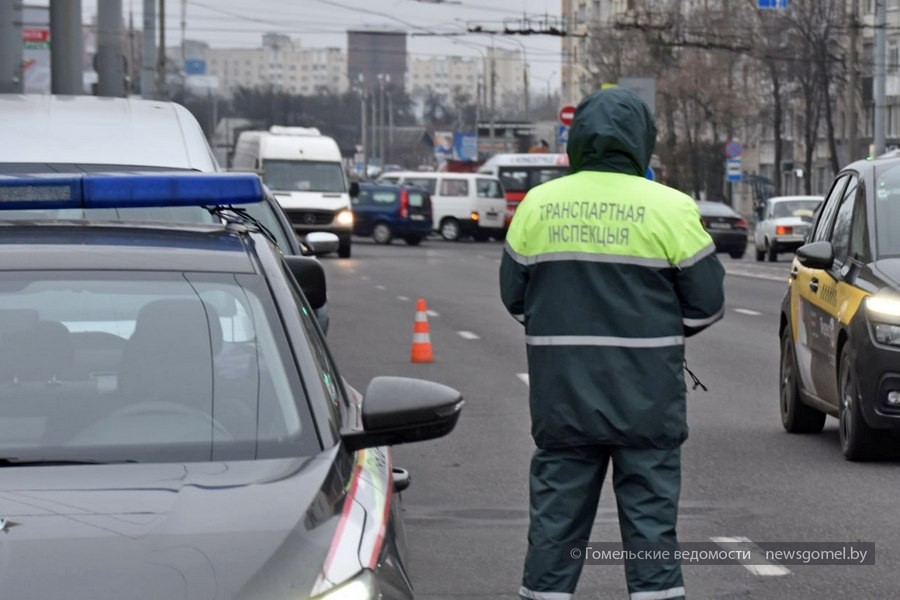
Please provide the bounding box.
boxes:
[0,457,137,466]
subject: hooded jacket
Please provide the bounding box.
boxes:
[500,88,725,449]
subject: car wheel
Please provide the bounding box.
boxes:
[372,222,393,245]
[780,327,826,433]
[404,236,423,246]
[440,218,461,241]
[755,245,765,261]
[767,241,778,262]
[839,344,887,461]
[729,249,744,259]
[338,237,352,258]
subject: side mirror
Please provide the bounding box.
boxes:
[349,181,360,198]
[796,241,834,270]
[342,376,464,451]
[284,255,327,309]
[302,232,340,256]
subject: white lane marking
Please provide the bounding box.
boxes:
[375,285,386,290]
[457,331,480,340]
[710,536,792,577]
[360,275,370,281]
[734,308,762,316]
[517,373,530,385]
[396,296,410,302]
[426,309,439,318]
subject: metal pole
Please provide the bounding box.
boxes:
[847,0,859,161]
[157,0,166,99]
[141,0,156,98]
[0,0,23,93]
[370,85,377,162]
[874,0,886,156]
[360,89,367,169]
[50,0,83,95]
[489,38,496,155]
[378,74,385,165]
[97,0,125,97]
[388,90,393,164]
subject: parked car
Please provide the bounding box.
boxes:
[376,171,506,241]
[352,182,433,245]
[779,156,900,460]
[0,171,464,599]
[753,194,824,262]
[696,200,749,259]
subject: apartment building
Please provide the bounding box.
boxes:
[408,55,479,102]
[204,34,347,97]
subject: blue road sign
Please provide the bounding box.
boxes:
[726,158,743,183]
[725,140,743,159]
[758,0,788,8]
[557,125,569,148]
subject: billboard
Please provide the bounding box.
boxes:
[22,7,50,94]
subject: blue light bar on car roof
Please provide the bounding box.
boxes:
[0,171,263,210]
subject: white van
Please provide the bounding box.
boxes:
[232,126,354,258]
[376,171,506,241]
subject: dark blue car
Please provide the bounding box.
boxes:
[352,182,433,245]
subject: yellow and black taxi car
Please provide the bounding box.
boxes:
[780,156,900,461]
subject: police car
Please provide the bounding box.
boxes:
[0,171,463,598]
[779,156,900,460]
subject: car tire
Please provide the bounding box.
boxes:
[767,241,778,262]
[729,249,744,259]
[440,218,461,241]
[755,246,765,261]
[404,236,423,246]
[839,344,888,461]
[780,327,826,434]
[338,237,352,258]
[372,222,393,245]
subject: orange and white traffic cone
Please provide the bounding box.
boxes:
[411,298,434,363]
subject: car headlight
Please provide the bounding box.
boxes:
[874,323,900,346]
[312,570,377,600]
[866,294,900,319]
[336,210,354,226]
[866,294,900,345]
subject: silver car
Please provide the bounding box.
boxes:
[753,195,824,262]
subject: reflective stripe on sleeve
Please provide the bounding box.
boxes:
[682,307,725,328]
[630,586,686,600]
[675,243,715,269]
[518,587,574,600]
[525,335,684,348]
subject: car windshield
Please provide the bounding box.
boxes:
[262,160,346,193]
[698,202,739,217]
[771,199,821,219]
[875,163,900,258]
[0,271,316,464]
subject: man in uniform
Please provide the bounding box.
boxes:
[500,88,725,600]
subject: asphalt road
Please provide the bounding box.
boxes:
[320,238,899,600]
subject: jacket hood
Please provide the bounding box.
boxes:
[566,88,657,176]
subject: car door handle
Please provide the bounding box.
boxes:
[790,266,798,279]
[809,278,819,293]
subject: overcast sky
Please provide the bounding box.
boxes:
[67,0,564,93]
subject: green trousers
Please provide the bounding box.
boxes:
[519,445,685,600]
